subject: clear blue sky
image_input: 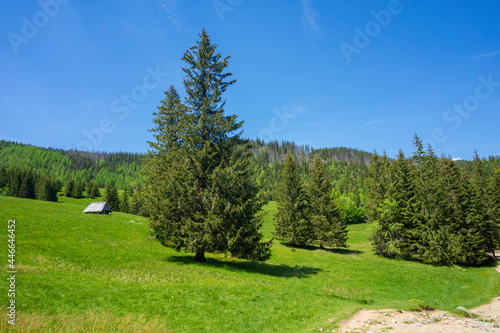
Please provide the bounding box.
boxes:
[1,0,499,159]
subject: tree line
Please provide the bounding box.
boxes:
[0,141,144,189]
[366,135,500,265]
[0,166,61,202]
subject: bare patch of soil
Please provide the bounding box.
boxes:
[336,264,500,333]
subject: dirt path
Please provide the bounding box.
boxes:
[337,263,500,333]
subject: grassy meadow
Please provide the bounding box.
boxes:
[0,195,499,332]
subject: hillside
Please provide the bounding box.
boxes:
[1,196,499,332]
[1,139,498,203]
[0,140,374,201]
[0,140,144,189]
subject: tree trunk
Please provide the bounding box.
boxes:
[194,248,206,262]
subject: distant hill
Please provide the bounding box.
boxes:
[0,139,373,198]
[1,139,497,200]
[0,140,144,189]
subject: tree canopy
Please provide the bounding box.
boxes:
[145,29,271,262]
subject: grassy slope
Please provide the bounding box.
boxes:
[0,196,499,332]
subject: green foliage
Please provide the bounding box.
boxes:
[0,140,144,189]
[471,152,499,256]
[334,193,366,225]
[64,177,74,197]
[35,176,60,202]
[145,29,271,262]
[120,186,130,213]
[104,184,120,212]
[86,180,100,199]
[486,174,500,256]
[307,156,348,248]
[0,166,59,202]
[248,140,371,202]
[275,154,313,246]
[366,135,496,266]
[72,179,85,198]
[129,184,148,217]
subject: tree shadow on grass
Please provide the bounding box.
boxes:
[456,257,500,270]
[280,243,364,255]
[164,255,321,278]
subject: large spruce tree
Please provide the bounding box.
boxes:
[307,156,347,248]
[145,29,271,262]
[275,154,313,246]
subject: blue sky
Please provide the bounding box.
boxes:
[1,0,499,159]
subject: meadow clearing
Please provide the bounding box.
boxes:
[0,195,499,332]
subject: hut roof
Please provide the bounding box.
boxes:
[83,202,111,213]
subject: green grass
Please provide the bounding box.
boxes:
[0,196,499,332]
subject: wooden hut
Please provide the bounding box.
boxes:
[83,202,112,215]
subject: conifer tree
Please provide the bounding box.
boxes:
[86,181,93,198]
[104,185,120,211]
[486,173,500,258]
[437,157,486,266]
[0,166,8,190]
[72,179,85,198]
[471,152,497,256]
[307,156,347,248]
[18,169,36,199]
[365,153,386,223]
[86,181,100,199]
[410,137,442,264]
[275,154,313,246]
[145,29,271,261]
[35,176,59,202]
[64,177,74,197]
[9,169,22,198]
[392,151,421,259]
[120,186,130,213]
[129,187,140,215]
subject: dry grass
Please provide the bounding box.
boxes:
[0,311,171,332]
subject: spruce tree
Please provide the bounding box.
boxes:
[120,186,130,213]
[471,152,497,256]
[307,156,347,248]
[91,181,100,198]
[104,185,120,211]
[410,137,442,264]
[437,157,486,266]
[103,184,111,202]
[129,188,140,215]
[72,180,84,198]
[365,153,386,223]
[18,169,36,199]
[86,181,99,198]
[65,177,74,197]
[108,186,120,212]
[366,151,396,256]
[9,169,21,197]
[35,176,59,202]
[388,150,419,259]
[145,29,271,261]
[0,166,8,190]
[486,174,500,258]
[275,154,313,247]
